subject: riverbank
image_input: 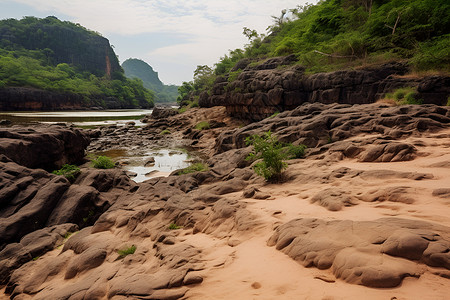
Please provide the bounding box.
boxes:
[1,103,450,299]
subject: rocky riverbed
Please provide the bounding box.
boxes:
[1,103,449,299]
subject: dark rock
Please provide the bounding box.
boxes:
[200,58,449,120]
[0,124,89,170]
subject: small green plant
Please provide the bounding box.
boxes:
[168,223,181,230]
[32,256,40,261]
[245,131,306,181]
[386,87,423,105]
[285,144,307,159]
[269,111,280,119]
[117,245,136,257]
[446,96,450,106]
[178,107,188,113]
[52,164,80,182]
[195,121,210,131]
[160,129,171,135]
[228,69,242,82]
[91,155,115,169]
[190,101,199,108]
[64,232,74,239]
[177,162,208,175]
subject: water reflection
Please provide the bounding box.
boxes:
[94,148,193,183]
[0,109,153,126]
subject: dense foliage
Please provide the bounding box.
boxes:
[215,0,449,75]
[91,156,116,169]
[122,58,179,103]
[52,164,81,182]
[0,16,154,108]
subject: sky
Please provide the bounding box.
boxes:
[0,0,316,85]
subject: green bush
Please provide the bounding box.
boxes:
[52,164,80,182]
[386,87,423,105]
[117,245,136,257]
[91,156,115,169]
[195,121,210,131]
[245,131,306,181]
[177,163,208,175]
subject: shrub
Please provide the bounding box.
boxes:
[195,121,210,131]
[52,164,80,182]
[91,156,115,169]
[284,144,307,159]
[387,87,423,105]
[177,162,208,175]
[245,131,306,181]
[117,245,136,257]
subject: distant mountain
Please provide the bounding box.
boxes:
[122,58,179,103]
[0,16,154,110]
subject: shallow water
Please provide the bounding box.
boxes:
[95,148,193,183]
[0,109,153,126]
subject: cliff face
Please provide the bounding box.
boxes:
[0,16,121,76]
[200,56,450,121]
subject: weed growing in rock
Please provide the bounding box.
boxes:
[168,223,181,230]
[117,245,136,257]
[245,131,306,181]
[52,164,80,182]
[160,129,171,135]
[195,121,210,131]
[177,162,208,175]
[91,156,115,169]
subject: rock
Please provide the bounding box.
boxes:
[310,188,357,211]
[200,58,449,120]
[268,217,450,287]
[214,103,450,154]
[145,156,156,166]
[432,188,450,199]
[361,187,415,204]
[64,247,107,279]
[0,223,77,285]
[150,107,179,120]
[0,124,89,170]
[0,119,12,125]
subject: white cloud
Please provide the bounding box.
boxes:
[11,0,317,84]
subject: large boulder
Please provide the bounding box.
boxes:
[0,124,89,170]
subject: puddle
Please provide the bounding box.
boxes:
[93,148,197,183]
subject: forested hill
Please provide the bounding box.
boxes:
[122,58,179,103]
[178,0,449,110]
[0,16,154,110]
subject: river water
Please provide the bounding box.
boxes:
[0,109,195,182]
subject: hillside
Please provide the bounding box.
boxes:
[0,16,154,110]
[122,58,179,103]
[179,0,450,117]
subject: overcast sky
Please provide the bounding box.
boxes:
[0,0,316,85]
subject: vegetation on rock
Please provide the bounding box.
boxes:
[177,162,208,175]
[117,245,136,257]
[194,121,210,131]
[385,87,423,105]
[91,156,115,169]
[246,131,306,181]
[52,164,81,182]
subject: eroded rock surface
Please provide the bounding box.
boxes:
[268,217,450,287]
